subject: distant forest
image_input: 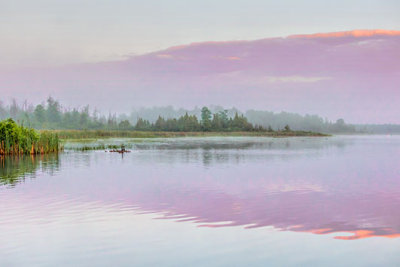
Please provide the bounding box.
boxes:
[0,97,366,133]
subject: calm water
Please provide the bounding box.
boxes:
[1,136,400,266]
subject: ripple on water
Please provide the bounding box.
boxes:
[1,136,400,265]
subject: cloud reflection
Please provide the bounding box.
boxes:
[2,137,400,241]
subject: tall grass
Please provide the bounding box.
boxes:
[0,119,61,155]
[53,129,329,140]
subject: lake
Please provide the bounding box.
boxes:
[1,136,399,266]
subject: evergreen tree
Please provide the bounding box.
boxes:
[79,106,90,128]
[119,120,132,130]
[201,107,212,131]
[211,113,223,131]
[34,104,46,126]
[218,110,229,129]
[154,116,166,131]
[46,97,61,126]
[135,118,151,131]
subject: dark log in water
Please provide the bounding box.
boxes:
[108,149,131,154]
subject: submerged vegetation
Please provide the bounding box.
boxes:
[0,119,61,155]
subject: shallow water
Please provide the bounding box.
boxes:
[1,136,400,266]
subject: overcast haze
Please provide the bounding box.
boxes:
[0,0,399,124]
[1,0,399,68]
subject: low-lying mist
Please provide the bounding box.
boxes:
[0,98,363,133]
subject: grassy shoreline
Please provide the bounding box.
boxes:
[0,119,61,155]
[47,129,329,140]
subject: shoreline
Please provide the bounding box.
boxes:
[45,130,330,140]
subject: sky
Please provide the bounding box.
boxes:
[0,0,399,68]
[0,0,399,123]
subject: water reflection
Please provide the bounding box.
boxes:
[1,136,399,242]
[64,136,346,152]
[0,154,60,187]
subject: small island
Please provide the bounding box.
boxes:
[46,106,327,139]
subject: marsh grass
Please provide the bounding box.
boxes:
[54,129,328,140]
[0,119,61,155]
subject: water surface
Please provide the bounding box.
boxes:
[1,136,399,266]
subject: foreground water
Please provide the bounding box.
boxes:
[1,136,399,266]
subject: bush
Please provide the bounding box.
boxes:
[0,119,60,155]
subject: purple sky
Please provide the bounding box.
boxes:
[1,29,399,123]
[1,0,399,68]
[1,1,399,123]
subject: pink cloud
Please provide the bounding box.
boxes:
[289,29,400,38]
[1,29,399,123]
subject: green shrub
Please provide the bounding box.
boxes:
[0,119,60,155]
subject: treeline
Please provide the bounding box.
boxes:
[133,108,259,132]
[0,98,117,130]
[245,110,356,133]
[354,124,400,134]
[0,98,357,133]
[0,98,268,132]
[126,106,357,133]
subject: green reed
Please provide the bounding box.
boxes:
[0,118,61,155]
[53,129,328,140]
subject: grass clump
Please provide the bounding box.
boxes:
[0,118,61,155]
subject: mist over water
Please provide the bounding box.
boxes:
[0,99,360,133]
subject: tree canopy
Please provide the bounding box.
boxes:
[0,98,358,133]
